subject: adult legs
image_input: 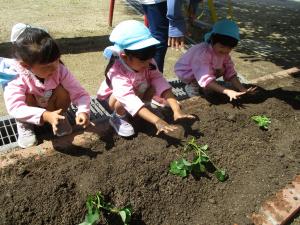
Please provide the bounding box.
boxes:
[142,2,168,73]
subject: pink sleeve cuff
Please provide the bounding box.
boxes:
[198,75,215,88]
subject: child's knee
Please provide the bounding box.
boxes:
[47,85,71,111]
[53,85,71,104]
[113,100,126,115]
[114,101,126,113]
[25,94,37,106]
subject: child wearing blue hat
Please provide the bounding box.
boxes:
[175,19,256,101]
[97,20,194,137]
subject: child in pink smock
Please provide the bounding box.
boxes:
[4,23,91,148]
[97,20,194,137]
[175,19,256,101]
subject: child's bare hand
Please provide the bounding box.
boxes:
[245,86,257,94]
[42,109,65,134]
[75,112,90,128]
[224,89,246,101]
[155,118,178,135]
[174,111,195,121]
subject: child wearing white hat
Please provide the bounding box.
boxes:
[4,23,91,148]
[175,19,256,101]
[97,20,194,137]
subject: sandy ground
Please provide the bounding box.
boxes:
[0,0,298,116]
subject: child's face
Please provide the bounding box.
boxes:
[29,59,60,79]
[123,55,152,73]
[212,43,233,55]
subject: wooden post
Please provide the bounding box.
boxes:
[109,0,115,27]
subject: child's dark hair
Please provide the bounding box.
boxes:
[124,45,156,61]
[104,45,157,87]
[210,33,238,48]
[12,27,60,66]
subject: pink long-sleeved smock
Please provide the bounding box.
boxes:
[4,60,90,125]
[97,59,171,116]
[175,42,237,87]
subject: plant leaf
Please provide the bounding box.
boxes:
[251,115,271,129]
[199,155,210,163]
[79,197,100,225]
[191,162,207,176]
[170,159,191,177]
[200,144,209,151]
[215,169,228,182]
[119,206,132,224]
[182,158,192,166]
[79,211,100,225]
[199,163,207,173]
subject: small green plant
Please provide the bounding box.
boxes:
[169,137,228,182]
[79,192,132,225]
[251,115,271,130]
[294,95,300,101]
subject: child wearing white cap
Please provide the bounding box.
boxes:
[97,20,194,137]
[175,19,256,101]
[4,23,91,148]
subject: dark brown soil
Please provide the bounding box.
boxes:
[0,80,300,225]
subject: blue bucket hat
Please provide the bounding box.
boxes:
[103,20,160,59]
[204,19,240,43]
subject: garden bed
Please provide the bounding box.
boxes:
[0,80,300,225]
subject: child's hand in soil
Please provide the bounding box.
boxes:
[42,109,65,134]
[76,112,90,128]
[244,86,258,95]
[223,89,247,101]
[155,118,178,135]
[173,110,195,121]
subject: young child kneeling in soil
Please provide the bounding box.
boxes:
[4,23,91,148]
[97,20,194,137]
[175,19,256,101]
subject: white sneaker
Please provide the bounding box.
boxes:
[184,81,200,97]
[56,113,73,137]
[16,120,37,148]
[109,113,134,137]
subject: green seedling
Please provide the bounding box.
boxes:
[294,95,300,101]
[169,137,228,182]
[79,192,132,225]
[251,115,271,130]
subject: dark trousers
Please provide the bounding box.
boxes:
[142,2,169,73]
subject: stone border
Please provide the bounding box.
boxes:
[248,67,300,84]
[252,175,300,225]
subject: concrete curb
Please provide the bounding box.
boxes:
[252,175,300,225]
[248,67,300,84]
